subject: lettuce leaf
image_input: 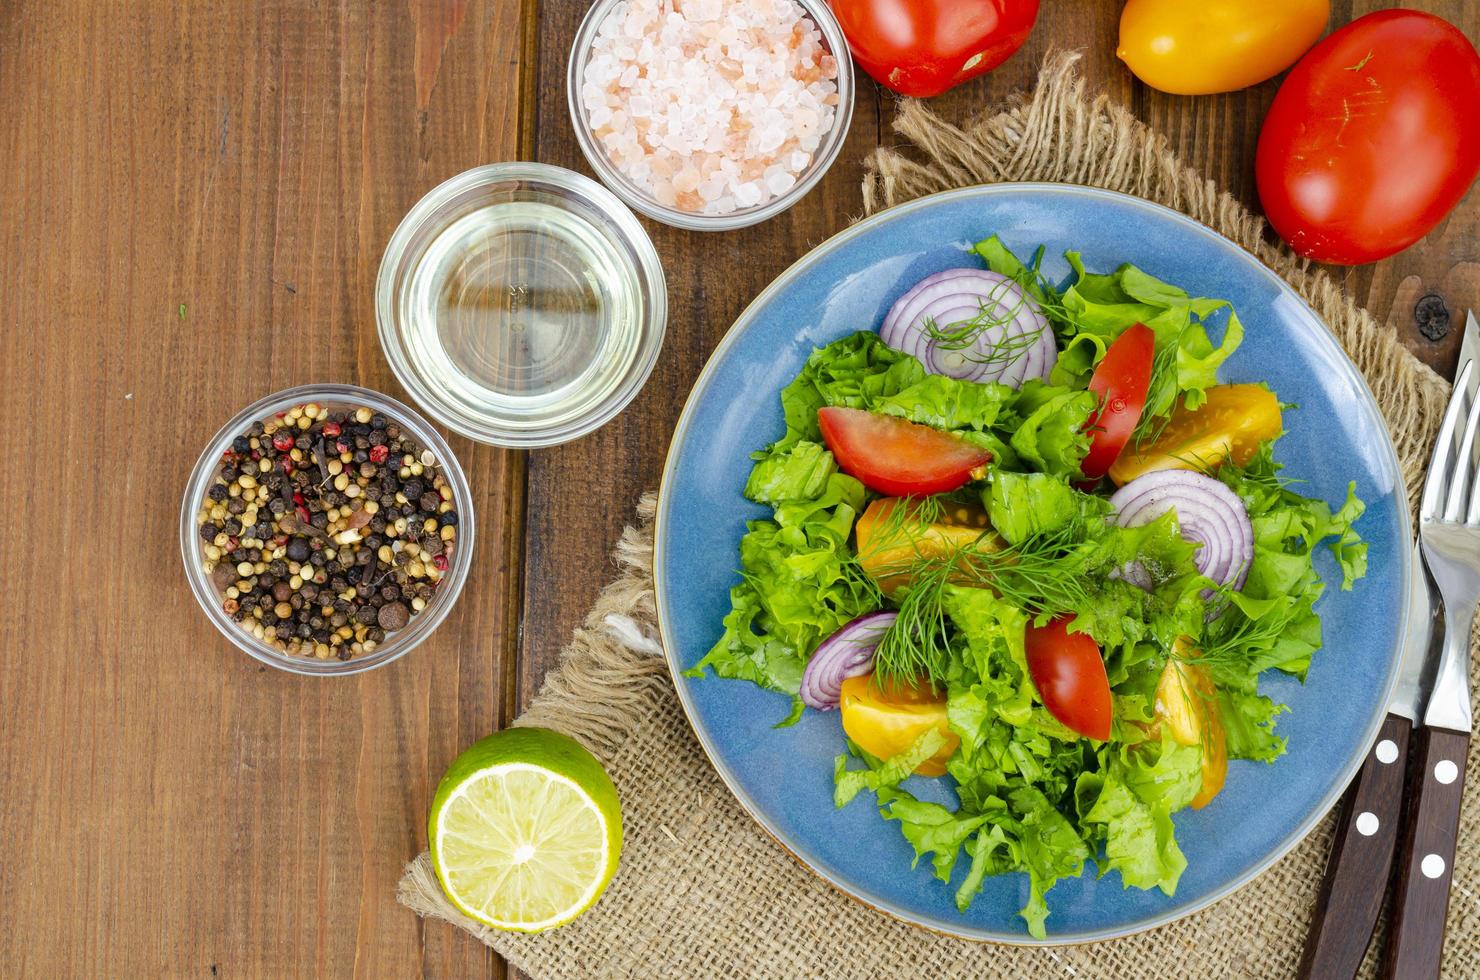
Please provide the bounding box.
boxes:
[774,332,924,451]
[744,441,837,505]
[1006,382,1096,479]
[984,471,1081,546]
[833,729,948,807]
[687,465,876,718]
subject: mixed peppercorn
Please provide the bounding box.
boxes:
[196,402,459,661]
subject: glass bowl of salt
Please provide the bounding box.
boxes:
[568,0,856,232]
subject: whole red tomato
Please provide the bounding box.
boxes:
[827,0,1039,98]
[1255,10,1480,265]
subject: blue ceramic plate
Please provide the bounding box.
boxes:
[653,184,1409,944]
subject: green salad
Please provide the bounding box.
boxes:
[687,235,1368,937]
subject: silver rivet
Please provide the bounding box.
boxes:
[1355,811,1379,836]
[1422,854,1446,879]
[1375,739,1399,764]
[1434,759,1459,785]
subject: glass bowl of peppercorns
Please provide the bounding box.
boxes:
[180,383,474,675]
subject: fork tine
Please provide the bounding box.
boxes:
[1424,359,1475,521]
[1449,385,1480,520]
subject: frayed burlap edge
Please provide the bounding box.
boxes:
[863,50,1449,508]
[399,51,1477,979]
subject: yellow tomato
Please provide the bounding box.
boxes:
[1108,384,1282,486]
[839,675,960,777]
[853,497,999,594]
[1154,646,1227,810]
[1118,0,1329,95]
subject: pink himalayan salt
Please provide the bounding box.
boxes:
[581,0,839,216]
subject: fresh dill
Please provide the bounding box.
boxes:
[1131,341,1180,447]
[869,519,1100,686]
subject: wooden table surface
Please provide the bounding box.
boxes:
[2,1,1474,976]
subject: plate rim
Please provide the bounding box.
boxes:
[652,181,1412,945]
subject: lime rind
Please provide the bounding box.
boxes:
[428,728,622,934]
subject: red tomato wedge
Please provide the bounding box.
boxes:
[1080,323,1155,480]
[817,407,991,497]
[1024,615,1112,741]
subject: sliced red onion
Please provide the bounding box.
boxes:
[880,269,1053,389]
[1109,470,1254,592]
[800,611,897,711]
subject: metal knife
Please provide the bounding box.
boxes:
[1298,312,1478,979]
[1384,311,1480,980]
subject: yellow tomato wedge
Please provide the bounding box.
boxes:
[1109,384,1281,486]
[1154,643,1227,810]
[853,497,999,593]
[839,674,960,777]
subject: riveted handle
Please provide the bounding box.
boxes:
[1382,726,1470,980]
[1299,712,1411,980]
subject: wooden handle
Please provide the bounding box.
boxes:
[1299,713,1412,980]
[1382,726,1471,980]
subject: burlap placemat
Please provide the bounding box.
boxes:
[400,52,1476,978]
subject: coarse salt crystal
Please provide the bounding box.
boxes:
[581,0,839,217]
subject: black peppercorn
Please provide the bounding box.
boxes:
[200,522,220,541]
[286,538,310,563]
[377,602,410,631]
[223,518,243,536]
[402,479,424,500]
[208,484,229,502]
[231,436,252,454]
[439,511,458,527]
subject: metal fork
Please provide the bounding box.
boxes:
[1384,358,1478,979]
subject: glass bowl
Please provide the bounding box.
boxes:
[566,0,856,232]
[377,163,666,448]
[179,383,475,676]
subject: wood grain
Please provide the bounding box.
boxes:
[0,1,524,976]
[1,0,1476,977]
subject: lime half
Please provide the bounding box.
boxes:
[429,727,622,932]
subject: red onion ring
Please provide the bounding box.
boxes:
[880,269,1052,389]
[1109,469,1254,592]
[799,611,897,711]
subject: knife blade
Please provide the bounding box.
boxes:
[1389,542,1440,721]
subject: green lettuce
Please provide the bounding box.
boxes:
[975,235,1244,428]
[709,239,1371,939]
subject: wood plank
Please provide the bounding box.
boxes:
[0,1,525,975]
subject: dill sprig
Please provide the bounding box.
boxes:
[1131,341,1180,447]
[869,519,1099,686]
